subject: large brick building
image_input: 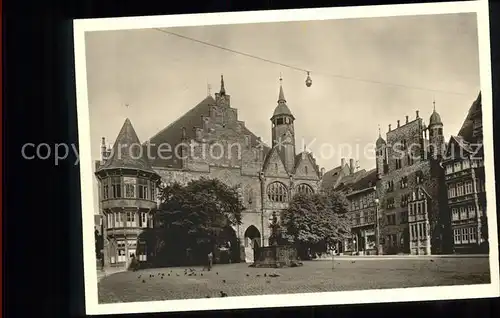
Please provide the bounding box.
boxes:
[442,93,487,254]
[374,107,450,255]
[95,76,324,267]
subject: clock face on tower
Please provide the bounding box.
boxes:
[284,134,292,143]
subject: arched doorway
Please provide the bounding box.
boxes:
[244,225,261,263]
[215,226,240,264]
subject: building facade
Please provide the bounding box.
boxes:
[442,93,487,254]
[341,169,379,255]
[374,107,449,255]
[95,76,324,266]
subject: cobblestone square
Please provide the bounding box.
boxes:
[98,257,490,303]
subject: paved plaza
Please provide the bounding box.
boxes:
[98,256,491,303]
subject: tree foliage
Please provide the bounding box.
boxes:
[153,178,244,265]
[280,189,351,256]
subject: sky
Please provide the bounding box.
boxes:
[85,12,481,214]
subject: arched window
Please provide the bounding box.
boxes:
[297,183,314,195]
[267,182,288,202]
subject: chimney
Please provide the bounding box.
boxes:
[406,115,409,124]
[388,124,392,132]
[101,137,107,162]
[416,110,420,119]
[320,167,325,177]
[349,159,355,174]
[341,158,345,168]
[397,120,400,128]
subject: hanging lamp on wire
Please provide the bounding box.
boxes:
[305,71,312,87]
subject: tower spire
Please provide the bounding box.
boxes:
[378,124,381,137]
[220,74,226,95]
[433,98,436,112]
[278,74,286,103]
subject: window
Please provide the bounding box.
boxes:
[386,198,395,209]
[409,204,414,215]
[304,166,308,175]
[245,135,251,148]
[454,162,461,173]
[453,229,461,244]
[276,118,284,125]
[452,208,459,221]
[386,180,394,192]
[117,241,126,263]
[462,159,470,169]
[354,213,361,225]
[456,183,464,197]
[123,177,137,198]
[150,182,156,201]
[102,178,110,199]
[111,177,122,198]
[416,171,424,184]
[114,212,124,228]
[446,164,453,175]
[401,193,410,207]
[387,214,396,225]
[469,228,477,243]
[400,177,408,189]
[400,211,408,223]
[107,213,113,229]
[297,183,314,195]
[138,178,149,199]
[459,207,467,220]
[411,224,416,239]
[395,158,402,169]
[267,182,288,202]
[448,184,456,198]
[462,228,469,243]
[139,212,148,228]
[126,211,137,227]
[464,181,473,194]
[467,205,476,219]
[407,152,414,166]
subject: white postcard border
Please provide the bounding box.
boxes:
[73,0,499,315]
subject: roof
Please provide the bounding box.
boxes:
[458,92,482,142]
[336,169,368,191]
[146,95,270,167]
[376,135,386,147]
[446,135,475,157]
[429,110,442,126]
[98,118,155,173]
[272,83,294,118]
[347,168,378,192]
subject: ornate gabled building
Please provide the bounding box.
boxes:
[442,92,487,254]
[340,169,379,255]
[375,107,449,255]
[95,118,161,267]
[95,76,324,266]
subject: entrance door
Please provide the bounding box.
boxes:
[244,225,261,263]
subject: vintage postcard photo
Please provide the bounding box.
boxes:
[74,1,498,315]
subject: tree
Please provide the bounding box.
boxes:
[154,178,244,265]
[280,189,351,259]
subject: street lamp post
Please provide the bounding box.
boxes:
[374,198,380,255]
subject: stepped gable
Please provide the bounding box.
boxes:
[147,95,271,168]
[99,118,155,173]
[458,92,482,142]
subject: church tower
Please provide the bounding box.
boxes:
[271,77,296,173]
[375,126,387,179]
[428,101,445,159]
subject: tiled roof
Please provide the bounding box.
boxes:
[348,168,378,192]
[336,169,367,191]
[99,118,155,173]
[458,92,481,142]
[145,95,270,168]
